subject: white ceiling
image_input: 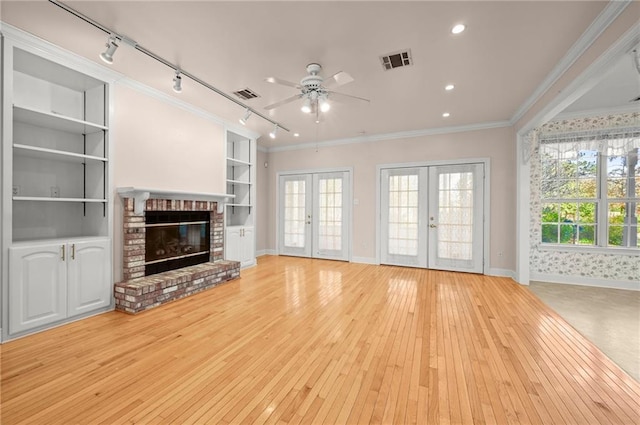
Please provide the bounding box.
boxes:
[563,51,640,115]
[0,1,616,147]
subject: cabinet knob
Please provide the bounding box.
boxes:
[71,244,76,260]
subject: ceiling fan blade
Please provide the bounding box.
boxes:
[263,94,303,110]
[264,77,302,89]
[324,71,354,88]
[327,90,370,103]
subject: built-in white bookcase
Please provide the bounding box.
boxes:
[10,48,109,241]
[1,29,115,341]
[226,133,253,226]
[225,131,256,268]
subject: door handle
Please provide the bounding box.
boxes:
[71,244,75,260]
[61,245,65,261]
[429,224,437,228]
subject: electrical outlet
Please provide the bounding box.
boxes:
[12,185,19,196]
[50,186,60,198]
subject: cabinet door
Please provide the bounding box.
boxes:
[225,227,242,263]
[240,227,256,267]
[9,244,67,334]
[67,239,111,317]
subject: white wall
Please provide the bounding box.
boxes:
[256,149,270,254]
[263,126,517,271]
[111,83,226,282]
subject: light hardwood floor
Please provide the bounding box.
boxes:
[2,256,639,424]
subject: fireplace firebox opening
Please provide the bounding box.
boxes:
[145,211,210,276]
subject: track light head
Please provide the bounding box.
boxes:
[239,108,252,125]
[100,36,118,64]
[269,124,278,139]
[172,70,183,93]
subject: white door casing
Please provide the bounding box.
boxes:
[380,162,485,273]
[278,170,351,261]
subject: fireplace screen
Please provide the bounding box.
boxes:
[145,211,210,276]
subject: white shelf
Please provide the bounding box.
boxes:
[226,179,252,186]
[12,235,110,246]
[227,157,252,166]
[13,196,107,203]
[13,104,107,135]
[13,144,107,163]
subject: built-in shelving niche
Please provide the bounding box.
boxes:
[11,48,109,242]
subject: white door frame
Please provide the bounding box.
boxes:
[375,158,491,271]
[276,167,353,261]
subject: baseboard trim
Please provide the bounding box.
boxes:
[256,249,277,257]
[530,272,640,291]
[351,256,378,265]
[486,268,516,280]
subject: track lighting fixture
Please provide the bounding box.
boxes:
[99,35,118,64]
[172,70,183,93]
[239,108,252,125]
[301,97,312,114]
[49,0,289,134]
[269,124,279,139]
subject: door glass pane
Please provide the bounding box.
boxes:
[318,177,342,251]
[284,180,306,248]
[388,174,419,256]
[437,172,473,260]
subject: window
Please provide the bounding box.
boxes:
[539,129,639,249]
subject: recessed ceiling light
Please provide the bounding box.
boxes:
[293,133,299,137]
[442,112,451,118]
[445,84,455,91]
[451,24,466,34]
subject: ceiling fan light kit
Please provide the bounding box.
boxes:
[264,63,369,122]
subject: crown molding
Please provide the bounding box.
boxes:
[509,0,632,126]
[553,103,639,122]
[517,21,640,136]
[262,120,511,153]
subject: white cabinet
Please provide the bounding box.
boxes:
[2,31,114,340]
[67,239,111,317]
[9,238,110,334]
[225,131,256,268]
[225,226,255,268]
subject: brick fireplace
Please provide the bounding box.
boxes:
[121,197,224,280]
[115,191,239,314]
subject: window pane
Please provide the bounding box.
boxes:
[578,225,596,245]
[540,140,638,249]
[388,174,419,256]
[542,224,558,243]
[608,202,639,248]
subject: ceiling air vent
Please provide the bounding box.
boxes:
[233,88,260,100]
[380,49,413,71]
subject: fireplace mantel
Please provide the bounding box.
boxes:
[117,187,234,214]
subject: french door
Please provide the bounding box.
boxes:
[279,171,350,261]
[380,163,484,273]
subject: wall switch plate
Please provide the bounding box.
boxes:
[12,186,19,196]
[51,186,60,198]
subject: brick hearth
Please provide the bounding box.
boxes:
[115,197,240,314]
[114,261,239,314]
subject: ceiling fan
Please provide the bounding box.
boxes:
[264,63,369,120]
